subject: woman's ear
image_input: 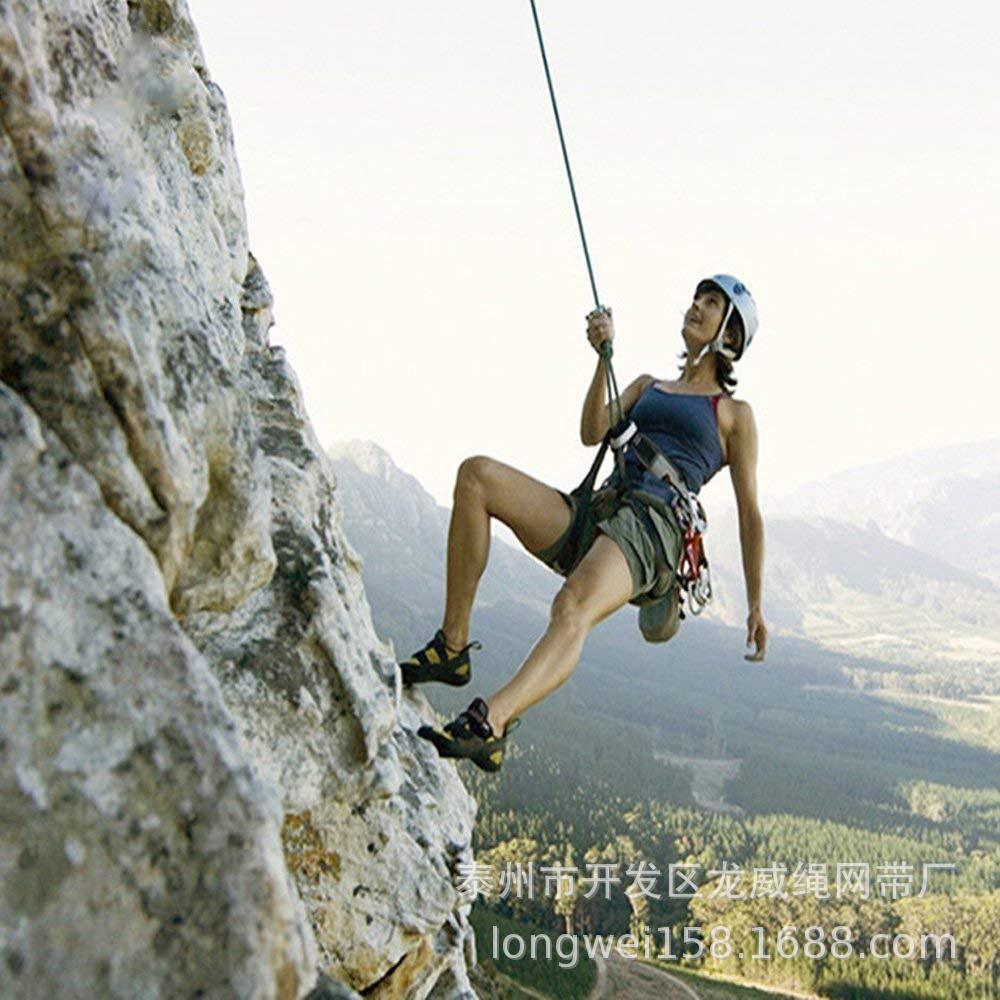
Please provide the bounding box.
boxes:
[723,318,744,355]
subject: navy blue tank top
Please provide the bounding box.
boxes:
[602,384,726,506]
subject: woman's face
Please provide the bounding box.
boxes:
[682,283,740,355]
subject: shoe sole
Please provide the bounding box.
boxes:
[417,725,505,772]
[400,660,471,687]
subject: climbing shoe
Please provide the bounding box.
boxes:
[638,581,681,643]
[417,697,522,772]
[399,628,481,687]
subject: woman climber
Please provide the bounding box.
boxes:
[403,275,768,773]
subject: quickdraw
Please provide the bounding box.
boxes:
[672,490,713,617]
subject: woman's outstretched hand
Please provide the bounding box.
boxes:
[745,608,768,661]
[586,306,614,353]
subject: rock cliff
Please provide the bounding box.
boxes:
[0,2,476,996]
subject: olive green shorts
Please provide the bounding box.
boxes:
[536,486,683,606]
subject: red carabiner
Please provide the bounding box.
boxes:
[680,524,703,584]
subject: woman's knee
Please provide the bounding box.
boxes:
[549,579,596,634]
[454,455,494,498]
[454,455,527,513]
[453,456,572,555]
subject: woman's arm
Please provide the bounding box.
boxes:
[727,401,768,661]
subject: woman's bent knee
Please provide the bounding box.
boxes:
[550,581,595,633]
[454,455,494,496]
[452,456,572,556]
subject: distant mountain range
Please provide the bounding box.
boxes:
[330,439,1000,679]
[767,436,1000,584]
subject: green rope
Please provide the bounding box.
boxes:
[602,343,624,425]
[529,0,624,426]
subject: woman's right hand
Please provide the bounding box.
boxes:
[586,306,614,353]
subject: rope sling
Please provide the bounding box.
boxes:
[528,0,712,619]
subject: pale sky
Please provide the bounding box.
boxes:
[189,0,998,513]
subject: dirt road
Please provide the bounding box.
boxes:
[588,953,702,999]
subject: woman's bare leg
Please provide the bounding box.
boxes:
[440,456,574,652]
[482,533,634,735]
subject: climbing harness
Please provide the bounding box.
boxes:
[629,429,713,615]
[528,0,713,620]
[563,422,714,619]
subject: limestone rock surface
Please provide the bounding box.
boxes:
[1,1,477,996]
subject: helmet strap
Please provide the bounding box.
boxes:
[706,301,736,361]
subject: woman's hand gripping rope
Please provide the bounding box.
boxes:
[586,305,614,354]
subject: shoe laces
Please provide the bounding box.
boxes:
[450,697,522,741]
[435,629,482,658]
[452,696,493,740]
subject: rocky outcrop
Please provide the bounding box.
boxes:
[0,2,476,997]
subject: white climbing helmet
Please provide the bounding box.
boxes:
[698,274,759,362]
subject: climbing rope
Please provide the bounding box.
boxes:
[528,0,623,428]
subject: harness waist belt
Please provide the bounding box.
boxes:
[610,419,638,451]
[630,432,690,500]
